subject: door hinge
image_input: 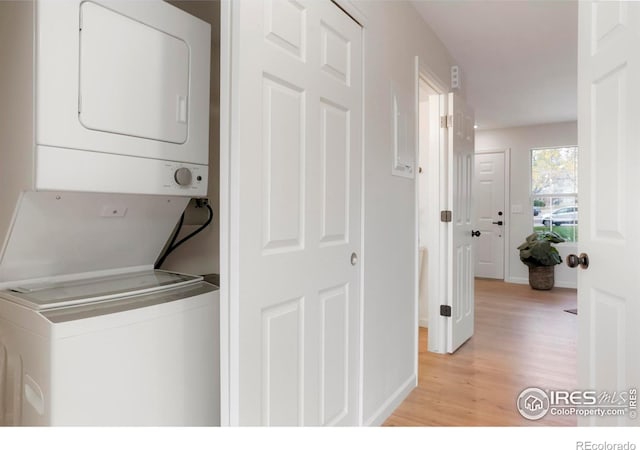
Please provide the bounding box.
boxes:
[440,305,452,317]
[440,115,448,128]
[440,210,452,222]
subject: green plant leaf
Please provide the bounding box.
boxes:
[518,230,564,266]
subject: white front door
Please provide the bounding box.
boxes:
[473,152,505,279]
[227,0,362,425]
[577,1,640,425]
[446,93,475,353]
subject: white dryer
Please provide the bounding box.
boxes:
[0,270,219,426]
[35,0,213,196]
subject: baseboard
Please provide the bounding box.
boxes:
[507,276,528,285]
[507,276,576,290]
[418,318,429,328]
[552,280,577,289]
[364,373,417,426]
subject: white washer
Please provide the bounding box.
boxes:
[0,270,219,426]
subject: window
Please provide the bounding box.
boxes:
[531,146,578,242]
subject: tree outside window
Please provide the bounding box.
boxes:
[531,146,578,242]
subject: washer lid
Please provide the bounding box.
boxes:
[1,270,201,311]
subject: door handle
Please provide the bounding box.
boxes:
[492,221,503,226]
[471,230,481,237]
[350,252,358,266]
[566,253,589,269]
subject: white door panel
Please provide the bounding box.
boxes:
[447,93,475,353]
[474,152,505,279]
[230,0,362,426]
[578,1,640,426]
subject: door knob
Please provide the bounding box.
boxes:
[350,252,358,266]
[492,221,503,226]
[471,230,481,237]
[566,253,589,269]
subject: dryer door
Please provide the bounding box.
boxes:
[79,2,190,145]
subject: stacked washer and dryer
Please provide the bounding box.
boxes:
[0,1,218,425]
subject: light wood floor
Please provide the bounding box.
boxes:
[384,278,578,426]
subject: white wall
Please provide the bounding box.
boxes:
[475,121,578,288]
[0,1,34,255]
[353,0,456,425]
[163,0,220,277]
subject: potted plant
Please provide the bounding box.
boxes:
[517,231,566,290]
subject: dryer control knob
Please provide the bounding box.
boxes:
[174,167,193,186]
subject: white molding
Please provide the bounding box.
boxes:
[218,0,232,427]
[504,148,511,282]
[508,276,528,286]
[417,61,449,94]
[475,147,508,154]
[415,57,448,355]
[219,0,247,426]
[356,10,367,428]
[412,56,420,395]
[530,144,579,151]
[364,374,416,426]
[554,281,577,289]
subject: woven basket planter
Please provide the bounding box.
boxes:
[528,266,555,290]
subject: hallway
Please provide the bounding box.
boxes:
[385,279,577,426]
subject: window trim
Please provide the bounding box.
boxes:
[529,145,579,244]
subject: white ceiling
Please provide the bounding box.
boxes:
[412,0,578,130]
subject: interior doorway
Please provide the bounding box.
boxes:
[417,77,441,329]
[414,58,451,355]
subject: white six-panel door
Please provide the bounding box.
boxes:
[447,93,475,353]
[228,0,362,425]
[578,1,640,425]
[473,152,505,279]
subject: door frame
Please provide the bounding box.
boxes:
[332,0,368,426]
[473,147,511,282]
[414,56,449,355]
[219,0,369,427]
[219,0,231,427]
